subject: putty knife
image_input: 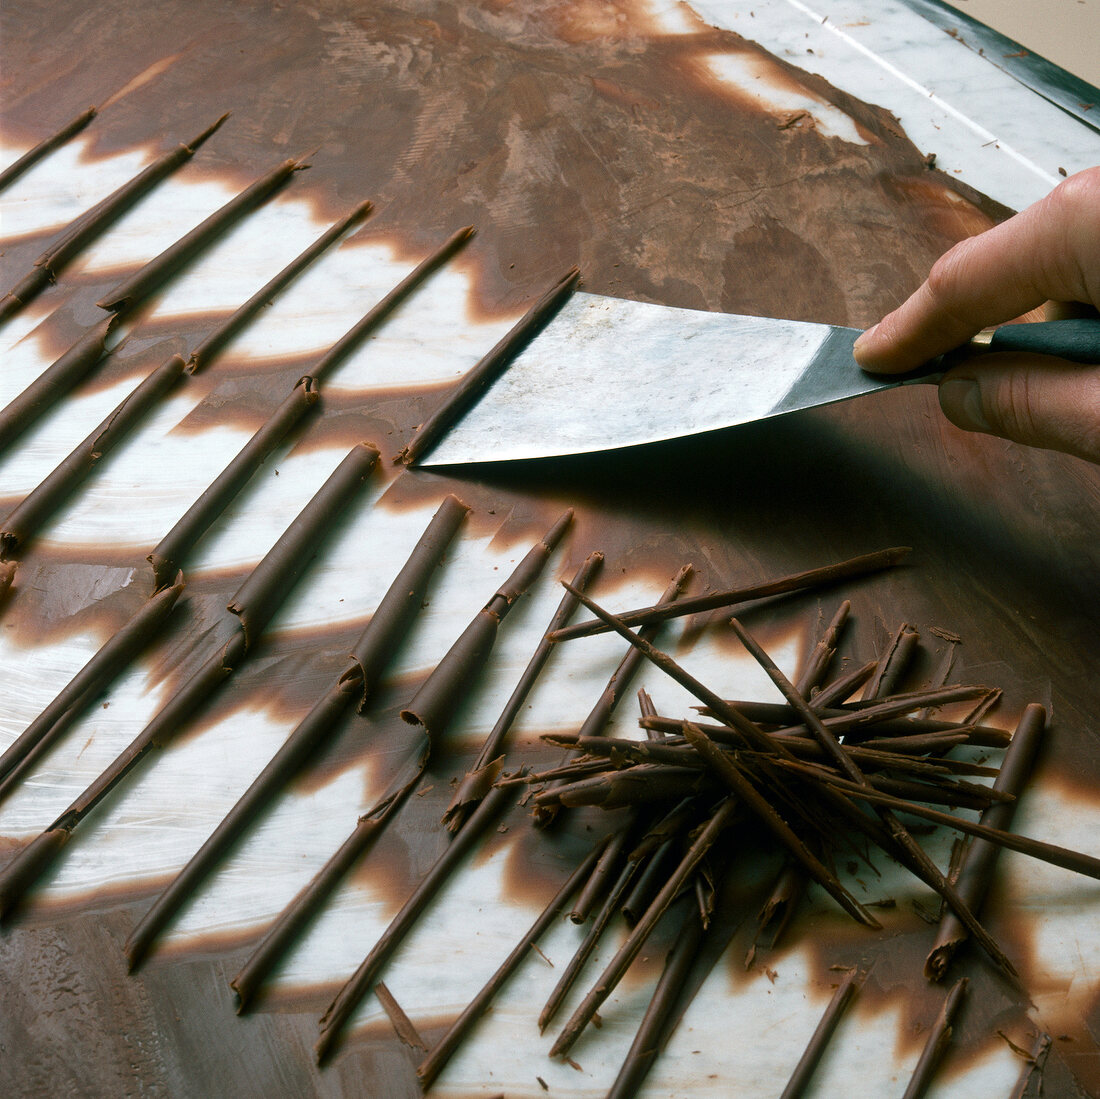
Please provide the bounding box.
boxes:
[418,292,1099,465]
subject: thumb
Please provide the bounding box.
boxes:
[938,354,1100,463]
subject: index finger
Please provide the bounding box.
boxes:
[853,168,1100,373]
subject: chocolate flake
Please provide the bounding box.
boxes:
[374,981,428,1052]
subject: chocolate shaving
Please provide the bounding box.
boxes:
[398,267,580,466]
[374,981,428,1052]
[0,315,116,456]
[924,703,1046,980]
[1,115,228,320]
[550,547,910,642]
[123,669,365,970]
[228,442,380,648]
[415,835,606,1090]
[231,759,418,1013]
[900,977,967,1099]
[311,225,475,384]
[606,899,709,1099]
[443,550,603,832]
[1,354,187,559]
[187,199,372,373]
[148,376,320,589]
[314,777,519,1065]
[96,156,308,314]
[549,797,737,1059]
[778,968,863,1099]
[0,575,184,797]
[0,105,96,194]
[399,509,572,741]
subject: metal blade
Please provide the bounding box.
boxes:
[419,292,889,466]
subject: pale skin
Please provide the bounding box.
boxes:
[853,166,1100,464]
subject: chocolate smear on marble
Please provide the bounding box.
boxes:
[726,614,1018,981]
[0,114,228,321]
[0,445,376,917]
[399,508,572,741]
[314,777,520,1065]
[415,835,606,1090]
[443,549,603,833]
[901,976,968,1099]
[0,575,184,794]
[550,547,910,642]
[0,314,116,456]
[0,354,186,559]
[310,225,475,386]
[778,967,863,1099]
[374,981,428,1053]
[0,104,96,193]
[397,266,580,466]
[187,199,373,373]
[227,442,379,647]
[549,796,738,1059]
[925,703,1047,981]
[148,375,320,588]
[95,155,308,314]
[606,898,709,1099]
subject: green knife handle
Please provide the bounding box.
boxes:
[984,317,1100,363]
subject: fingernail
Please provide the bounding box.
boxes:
[852,323,877,353]
[939,378,992,433]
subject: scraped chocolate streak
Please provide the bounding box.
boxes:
[2,0,1099,1097]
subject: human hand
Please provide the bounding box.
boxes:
[853,167,1100,463]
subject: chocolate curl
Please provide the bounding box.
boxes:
[0,315,116,456]
[0,354,187,558]
[0,105,96,193]
[96,156,308,314]
[778,968,863,1099]
[148,376,320,589]
[0,629,246,920]
[123,669,364,970]
[350,494,469,706]
[550,547,910,643]
[796,600,849,696]
[570,819,632,923]
[399,509,572,741]
[1,115,228,320]
[0,575,184,796]
[314,777,519,1065]
[230,760,418,1013]
[443,550,603,833]
[681,723,878,927]
[621,837,680,927]
[374,982,428,1051]
[549,797,738,1059]
[534,565,693,828]
[415,836,606,1091]
[864,623,920,700]
[808,659,877,709]
[537,765,717,810]
[398,267,580,466]
[901,977,968,1099]
[746,860,807,966]
[228,442,380,648]
[188,199,373,373]
[539,852,644,1032]
[924,703,1047,981]
[311,225,475,384]
[606,899,709,1099]
[726,615,1018,982]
